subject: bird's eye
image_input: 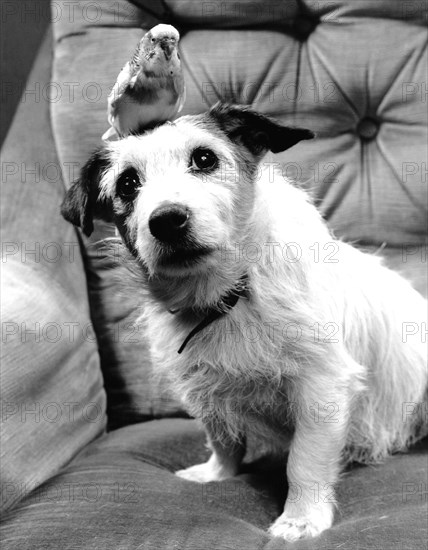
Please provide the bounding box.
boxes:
[190,148,219,172]
[116,168,141,199]
[151,37,156,43]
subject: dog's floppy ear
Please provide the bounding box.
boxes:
[209,103,314,157]
[61,148,113,237]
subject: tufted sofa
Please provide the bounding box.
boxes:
[1,1,427,548]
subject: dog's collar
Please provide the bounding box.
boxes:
[173,274,249,354]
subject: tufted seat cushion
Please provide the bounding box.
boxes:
[2,418,427,550]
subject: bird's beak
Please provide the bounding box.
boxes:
[160,39,175,60]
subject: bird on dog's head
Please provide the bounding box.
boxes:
[103,24,185,141]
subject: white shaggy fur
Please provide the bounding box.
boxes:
[139,164,427,540]
[61,105,428,541]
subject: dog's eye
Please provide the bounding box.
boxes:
[190,148,219,172]
[116,168,141,199]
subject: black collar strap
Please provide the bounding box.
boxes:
[176,275,249,354]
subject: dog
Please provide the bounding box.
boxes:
[61,103,428,541]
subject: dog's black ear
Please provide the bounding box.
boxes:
[61,149,113,237]
[209,103,314,157]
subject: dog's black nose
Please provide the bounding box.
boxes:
[149,203,190,243]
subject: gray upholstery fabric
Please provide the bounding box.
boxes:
[1,419,427,549]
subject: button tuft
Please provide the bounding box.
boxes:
[357,117,379,140]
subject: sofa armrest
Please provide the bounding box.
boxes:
[0,28,106,512]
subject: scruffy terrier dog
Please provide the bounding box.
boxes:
[61,104,427,541]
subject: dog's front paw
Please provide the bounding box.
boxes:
[269,511,332,541]
[176,457,236,483]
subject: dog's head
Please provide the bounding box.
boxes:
[61,103,313,278]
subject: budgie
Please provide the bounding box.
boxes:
[102,24,185,141]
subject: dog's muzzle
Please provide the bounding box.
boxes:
[149,203,190,244]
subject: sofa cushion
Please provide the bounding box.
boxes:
[0,259,106,512]
[50,0,427,422]
[1,418,427,549]
[0,31,106,512]
[85,241,186,429]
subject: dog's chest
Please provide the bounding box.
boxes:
[148,301,282,378]
[147,305,295,439]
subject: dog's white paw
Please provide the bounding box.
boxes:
[175,460,234,483]
[268,513,332,541]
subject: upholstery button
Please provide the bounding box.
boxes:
[357,117,380,140]
[293,15,318,40]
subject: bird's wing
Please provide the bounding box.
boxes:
[107,62,135,126]
[174,72,186,113]
[114,62,135,94]
[130,38,144,67]
[177,84,186,113]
